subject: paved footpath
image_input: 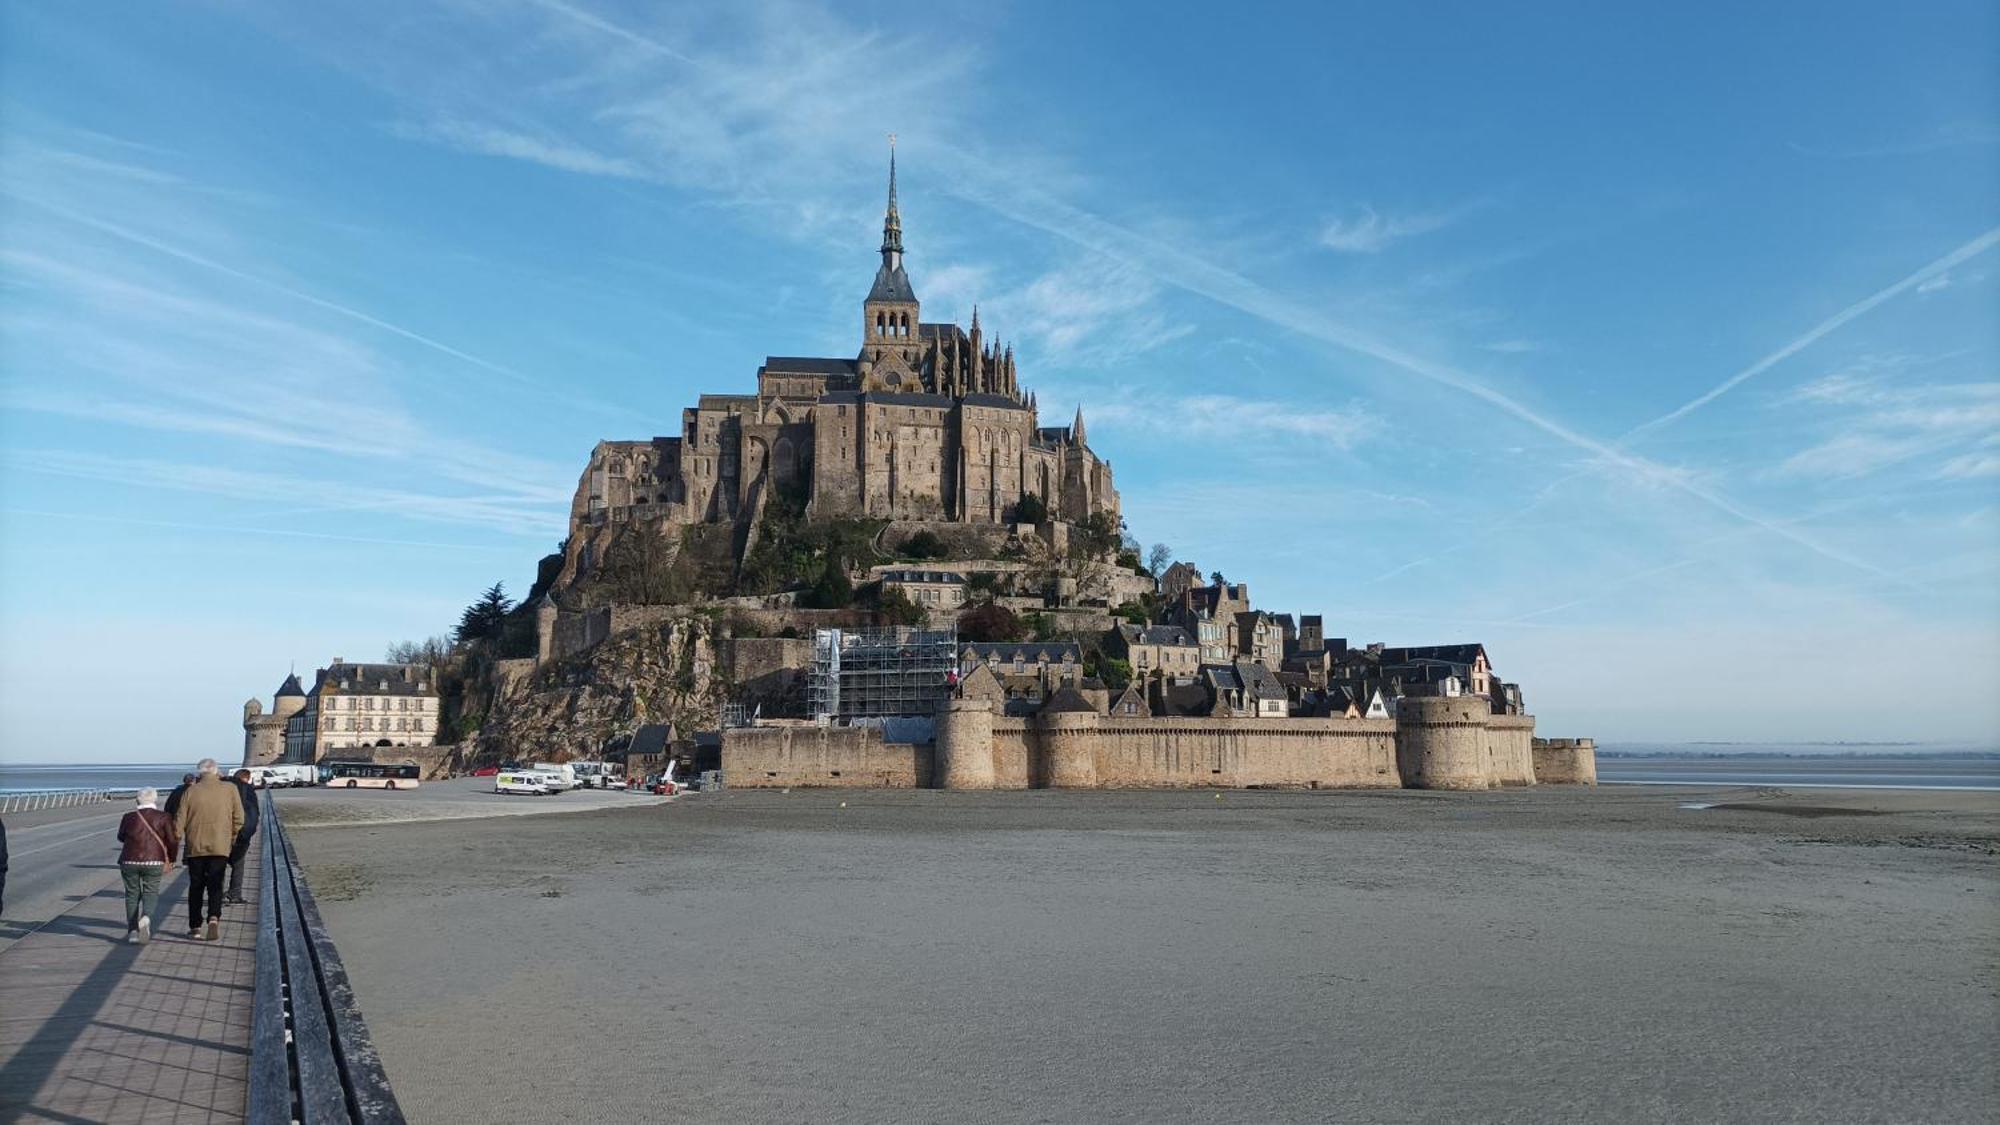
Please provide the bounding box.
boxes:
[0,856,258,1124]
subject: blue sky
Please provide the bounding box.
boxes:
[3,1,1996,762]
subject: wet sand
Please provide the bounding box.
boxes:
[298,786,2000,1124]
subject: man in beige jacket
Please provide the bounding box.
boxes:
[174,759,243,941]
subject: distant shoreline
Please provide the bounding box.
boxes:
[1597,750,2000,760]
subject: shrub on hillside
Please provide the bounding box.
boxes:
[958,601,1026,643]
[902,530,948,559]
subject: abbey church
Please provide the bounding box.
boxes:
[567,152,1119,542]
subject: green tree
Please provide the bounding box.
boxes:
[804,553,853,609]
[456,583,514,644]
[901,530,948,559]
[874,586,926,627]
[1098,656,1132,690]
[1024,612,1058,641]
[1074,512,1120,558]
[1012,492,1048,525]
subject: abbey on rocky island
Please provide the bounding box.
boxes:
[567,150,1119,543]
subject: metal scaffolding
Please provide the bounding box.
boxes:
[808,626,958,721]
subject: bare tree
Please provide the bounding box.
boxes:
[384,636,452,666]
[1146,543,1173,579]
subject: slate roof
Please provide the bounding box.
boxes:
[628,723,672,757]
[762,357,858,375]
[275,673,305,698]
[919,322,968,345]
[881,569,965,585]
[961,394,1026,410]
[1119,623,1195,647]
[1155,680,1213,717]
[1040,687,1097,714]
[1379,644,1486,666]
[960,641,1081,664]
[1201,660,1285,700]
[1383,660,1471,685]
[312,663,436,697]
[868,263,916,303]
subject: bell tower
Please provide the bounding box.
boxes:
[860,138,922,390]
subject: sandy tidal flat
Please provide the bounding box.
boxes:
[298,785,1999,1124]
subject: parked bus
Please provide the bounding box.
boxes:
[324,760,423,790]
[570,761,624,789]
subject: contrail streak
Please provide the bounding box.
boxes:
[1626,226,2000,438]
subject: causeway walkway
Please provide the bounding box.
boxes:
[0,859,257,1123]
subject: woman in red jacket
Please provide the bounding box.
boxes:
[116,788,178,944]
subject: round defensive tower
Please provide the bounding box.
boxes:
[272,672,307,721]
[1531,737,1598,785]
[935,697,996,789]
[1036,689,1100,789]
[1394,696,1492,790]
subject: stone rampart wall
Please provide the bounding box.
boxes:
[722,724,931,788]
[1485,715,1537,787]
[1084,717,1399,789]
[722,706,1577,792]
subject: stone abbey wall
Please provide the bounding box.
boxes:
[725,700,1595,791]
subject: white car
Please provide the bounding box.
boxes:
[494,771,553,796]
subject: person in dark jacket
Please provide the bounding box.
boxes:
[117,789,178,943]
[1,816,9,914]
[225,768,261,905]
[163,773,196,819]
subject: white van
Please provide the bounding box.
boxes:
[268,764,317,788]
[529,762,577,792]
[246,767,284,789]
[495,771,553,796]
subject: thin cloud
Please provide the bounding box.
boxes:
[1319,204,1466,254]
[1088,394,1376,448]
[943,165,1900,581]
[396,118,649,180]
[1936,452,2000,480]
[5,450,559,537]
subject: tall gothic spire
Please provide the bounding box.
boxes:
[880,137,903,270]
[1072,405,1087,445]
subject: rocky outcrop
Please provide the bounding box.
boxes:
[470,613,724,763]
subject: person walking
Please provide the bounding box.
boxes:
[174,759,242,941]
[163,773,195,819]
[224,767,261,905]
[1,816,9,914]
[115,789,177,943]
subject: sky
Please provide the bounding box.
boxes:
[2,1,1996,763]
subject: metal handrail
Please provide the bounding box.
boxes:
[0,788,123,815]
[249,792,407,1124]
